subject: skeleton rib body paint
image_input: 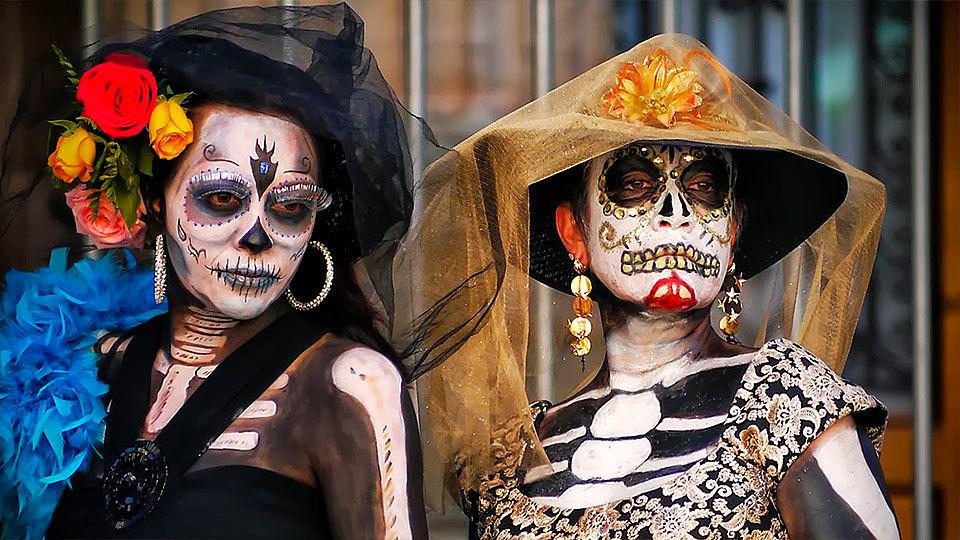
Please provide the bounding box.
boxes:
[587,143,734,312]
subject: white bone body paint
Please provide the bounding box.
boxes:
[145,306,282,442]
[172,306,237,363]
[525,345,756,508]
[813,428,898,537]
[209,431,260,451]
[590,392,661,438]
[332,348,415,540]
[541,427,587,447]
[145,365,196,434]
[532,473,685,509]
[781,416,900,539]
[239,400,277,419]
[571,438,652,479]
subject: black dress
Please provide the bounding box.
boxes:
[47,313,334,539]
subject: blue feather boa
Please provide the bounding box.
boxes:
[0,248,166,540]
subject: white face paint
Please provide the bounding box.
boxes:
[583,143,735,313]
[163,105,329,320]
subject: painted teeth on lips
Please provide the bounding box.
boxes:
[652,281,693,300]
[620,243,721,277]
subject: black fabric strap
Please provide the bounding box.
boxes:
[154,312,323,477]
[103,315,167,461]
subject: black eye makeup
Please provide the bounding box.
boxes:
[185,169,253,225]
[598,147,667,219]
[679,156,731,212]
[605,156,664,207]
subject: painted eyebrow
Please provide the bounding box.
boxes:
[282,155,312,175]
[202,143,240,167]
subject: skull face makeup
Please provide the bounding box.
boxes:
[163,105,330,320]
[583,143,735,312]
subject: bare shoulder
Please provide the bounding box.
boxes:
[291,337,408,448]
[329,344,405,404]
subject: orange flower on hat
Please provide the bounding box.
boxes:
[603,50,703,128]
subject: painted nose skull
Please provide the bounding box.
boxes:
[239,218,273,254]
[654,190,694,231]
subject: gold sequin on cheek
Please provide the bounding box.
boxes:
[598,221,623,251]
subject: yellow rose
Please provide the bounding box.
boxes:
[148,98,194,160]
[47,127,96,183]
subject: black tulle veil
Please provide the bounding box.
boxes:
[0,4,493,383]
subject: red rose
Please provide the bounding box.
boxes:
[76,53,158,139]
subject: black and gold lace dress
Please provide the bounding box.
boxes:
[463,339,887,540]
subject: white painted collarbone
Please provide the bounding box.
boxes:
[607,349,755,392]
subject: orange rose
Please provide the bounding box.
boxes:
[47,128,97,183]
[148,98,194,160]
[65,186,146,249]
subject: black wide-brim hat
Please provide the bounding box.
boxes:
[529,143,848,293]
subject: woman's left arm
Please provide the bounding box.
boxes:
[777,415,900,540]
[320,347,428,539]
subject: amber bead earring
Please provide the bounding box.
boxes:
[568,254,593,370]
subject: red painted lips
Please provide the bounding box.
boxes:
[643,272,698,311]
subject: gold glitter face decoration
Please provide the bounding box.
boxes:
[598,143,734,243]
[585,142,736,312]
[597,144,666,221]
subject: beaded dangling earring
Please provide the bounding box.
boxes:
[568,254,593,370]
[154,234,167,305]
[717,262,745,344]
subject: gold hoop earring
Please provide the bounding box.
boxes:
[154,234,166,305]
[717,263,745,344]
[568,254,593,370]
[285,241,334,311]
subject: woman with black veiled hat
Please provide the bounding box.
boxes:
[0,5,449,539]
[418,35,900,538]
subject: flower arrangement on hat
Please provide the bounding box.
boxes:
[601,48,738,130]
[47,47,194,249]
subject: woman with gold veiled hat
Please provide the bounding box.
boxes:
[413,34,900,538]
